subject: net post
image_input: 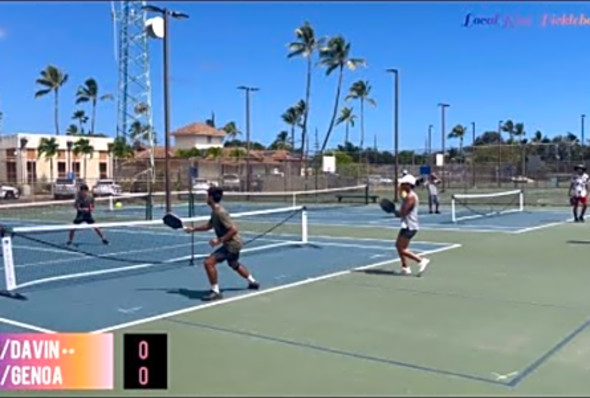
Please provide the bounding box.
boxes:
[451,195,457,223]
[365,184,369,205]
[0,236,24,300]
[109,195,114,211]
[146,193,153,221]
[301,206,308,244]
[519,189,524,212]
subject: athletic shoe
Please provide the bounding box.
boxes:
[417,258,431,277]
[399,266,412,275]
[102,239,109,245]
[202,290,223,301]
[248,282,260,290]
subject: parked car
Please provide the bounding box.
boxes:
[191,178,216,193]
[221,174,241,191]
[52,178,85,200]
[92,179,123,197]
[0,185,19,200]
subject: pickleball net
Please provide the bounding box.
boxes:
[0,185,369,225]
[451,189,524,223]
[0,205,307,295]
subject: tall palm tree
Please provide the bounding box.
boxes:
[222,121,240,142]
[336,107,357,145]
[448,124,467,160]
[513,122,526,142]
[345,81,376,152]
[288,22,319,173]
[34,65,68,135]
[75,78,113,135]
[37,137,59,183]
[72,110,88,133]
[319,36,365,153]
[72,138,94,180]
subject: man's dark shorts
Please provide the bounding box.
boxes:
[398,228,417,240]
[73,212,95,225]
[212,246,240,264]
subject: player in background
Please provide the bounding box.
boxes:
[67,184,108,245]
[396,174,431,277]
[184,186,259,301]
[570,164,589,222]
[426,173,441,214]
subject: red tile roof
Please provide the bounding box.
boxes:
[171,122,226,138]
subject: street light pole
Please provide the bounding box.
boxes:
[143,4,188,214]
[582,114,586,147]
[386,68,399,202]
[428,124,433,162]
[438,103,449,191]
[237,86,259,192]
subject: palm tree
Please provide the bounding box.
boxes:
[37,137,59,183]
[75,78,113,135]
[34,65,68,135]
[72,110,88,133]
[336,107,357,145]
[281,105,302,150]
[448,124,468,160]
[318,36,365,153]
[222,121,240,142]
[288,22,319,173]
[66,124,79,136]
[128,120,153,143]
[270,131,291,150]
[72,138,94,180]
[345,80,376,152]
[502,120,515,144]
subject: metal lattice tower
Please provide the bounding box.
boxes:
[112,1,155,178]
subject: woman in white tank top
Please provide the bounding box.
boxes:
[396,174,430,277]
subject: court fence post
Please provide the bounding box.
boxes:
[301,207,308,244]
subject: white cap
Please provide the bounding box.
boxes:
[399,174,416,186]
[402,169,409,175]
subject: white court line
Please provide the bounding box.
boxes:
[91,243,462,333]
[0,317,56,333]
[511,218,572,234]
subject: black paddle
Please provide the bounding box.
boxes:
[379,198,400,217]
[163,213,184,229]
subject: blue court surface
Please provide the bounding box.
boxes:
[0,224,458,333]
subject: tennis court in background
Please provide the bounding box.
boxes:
[0,186,588,396]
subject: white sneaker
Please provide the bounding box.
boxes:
[399,266,412,275]
[417,258,431,277]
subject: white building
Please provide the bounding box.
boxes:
[171,122,226,150]
[0,133,115,186]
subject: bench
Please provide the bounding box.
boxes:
[336,194,379,204]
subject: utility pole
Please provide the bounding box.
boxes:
[438,103,450,191]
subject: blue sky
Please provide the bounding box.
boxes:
[1,1,589,152]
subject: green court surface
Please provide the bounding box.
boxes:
[7,215,590,396]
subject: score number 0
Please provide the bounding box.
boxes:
[138,340,149,385]
[123,334,167,390]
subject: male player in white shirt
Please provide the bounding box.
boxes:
[570,164,589,222]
